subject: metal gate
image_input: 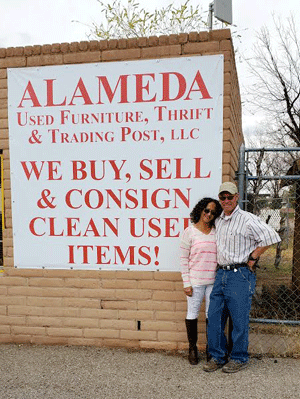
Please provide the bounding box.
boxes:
[236,144,300,357]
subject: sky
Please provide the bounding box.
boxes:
[2,0,300,132]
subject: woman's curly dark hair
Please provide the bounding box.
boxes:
[190,197,222,226]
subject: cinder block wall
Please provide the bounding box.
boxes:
[0,30,243,351]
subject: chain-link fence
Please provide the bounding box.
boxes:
[238,147,300,357]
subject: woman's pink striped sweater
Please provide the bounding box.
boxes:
[180,225,218,288]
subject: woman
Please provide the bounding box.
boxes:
[180,197,222,365]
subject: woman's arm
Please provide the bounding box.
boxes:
[180,229,192,296]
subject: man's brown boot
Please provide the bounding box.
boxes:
[203,359,223,372]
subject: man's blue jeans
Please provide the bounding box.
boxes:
[207,267,256,364]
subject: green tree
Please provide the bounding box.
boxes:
[88,0,209,39]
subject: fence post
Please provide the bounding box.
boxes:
[237,143,246,210]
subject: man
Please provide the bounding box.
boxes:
[203,182,281,373]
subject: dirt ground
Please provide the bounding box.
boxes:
[0,344,299,399]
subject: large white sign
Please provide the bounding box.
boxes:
[8,55,224,270]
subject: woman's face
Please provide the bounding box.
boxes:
[200,201,216,224]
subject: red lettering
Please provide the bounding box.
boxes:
[69,78,93,105]
[64,187,190,210]
[84,189,104,209]
[141,189,148,209]
[65,189,82,209]
[114,246,135,265]
[174,188,191,208]
[77,245,93,264]
[66,218,80,237]
[83,218,100,237]
[106,190,121,208]
[161,72,186,101]
[139,159,154,180]
[134,73,156,103]
[20,161,61,181]
[148,218,161,238]
[184,71,212,100]
[68,245,75,264]
[21,161,44,180]
[47,161,62,180]
[17,70,212,109]
[96,246,111,264]
[18,81,41,108]
[29,217,45,236]
[157,159,172,179]
[72,161,87,180]
[102,218,119,237]
[194,158,211,178]
[183,217,190,230]
[165,218,180,237]
[109,160,126,180]
[138,246,151,265]
[175,158,191,179]
[129,218,145,238]
[90,160,105,180]
[45,79,67,106]
[125,190,139,210]
[49,217,64,236]
[97,75,129,104]
[151,189,170,209]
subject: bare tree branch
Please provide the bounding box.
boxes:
[246,15,300,147]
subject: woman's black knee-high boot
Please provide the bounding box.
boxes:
[185,319,199,365]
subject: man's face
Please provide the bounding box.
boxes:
[218,191,239,215]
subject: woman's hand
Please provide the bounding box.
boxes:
[184,286,193,297]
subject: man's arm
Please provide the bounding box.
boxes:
[247,245,270,271]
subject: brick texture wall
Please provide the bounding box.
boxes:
[0,29,243,351]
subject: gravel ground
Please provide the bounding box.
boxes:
[0,344,299,399]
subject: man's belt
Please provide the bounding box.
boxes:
[217,263,248,271]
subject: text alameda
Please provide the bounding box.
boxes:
[17,71,212,108]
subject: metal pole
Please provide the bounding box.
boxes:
[245,147,300,153]
[247,175,300,181]
[238,143,245,209]
[250,318,300,326]
[208,2,214,31]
